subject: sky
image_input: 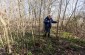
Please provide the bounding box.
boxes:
[0,0,85,18]
[51,0,84,17]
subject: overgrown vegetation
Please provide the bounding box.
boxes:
[0,0,85,55]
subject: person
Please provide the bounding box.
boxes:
[43,15,57,37]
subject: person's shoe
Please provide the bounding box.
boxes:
[48,34,50,37]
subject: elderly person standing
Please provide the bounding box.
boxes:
[43,15,57,37]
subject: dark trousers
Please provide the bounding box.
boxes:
[44,27,51,37]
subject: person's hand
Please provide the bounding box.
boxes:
[57,21,59,23]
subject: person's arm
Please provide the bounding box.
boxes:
[51,18,57,23]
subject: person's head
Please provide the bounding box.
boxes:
[48,15,52,19]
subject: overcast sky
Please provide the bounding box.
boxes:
[0,0,85,18]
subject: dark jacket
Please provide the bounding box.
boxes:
[44,16,57,29]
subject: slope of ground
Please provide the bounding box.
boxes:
[0,32,85,55]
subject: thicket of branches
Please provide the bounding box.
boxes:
[0,0,85,54]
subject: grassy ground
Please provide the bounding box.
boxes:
[0,32,85,55]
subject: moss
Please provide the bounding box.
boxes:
[27,51,33,55]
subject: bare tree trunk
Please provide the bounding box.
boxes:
[61,0,70,30]
[56,0,62,38]
[65,0,79,27]
[0,14,12,54]
[38,0,42,36]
